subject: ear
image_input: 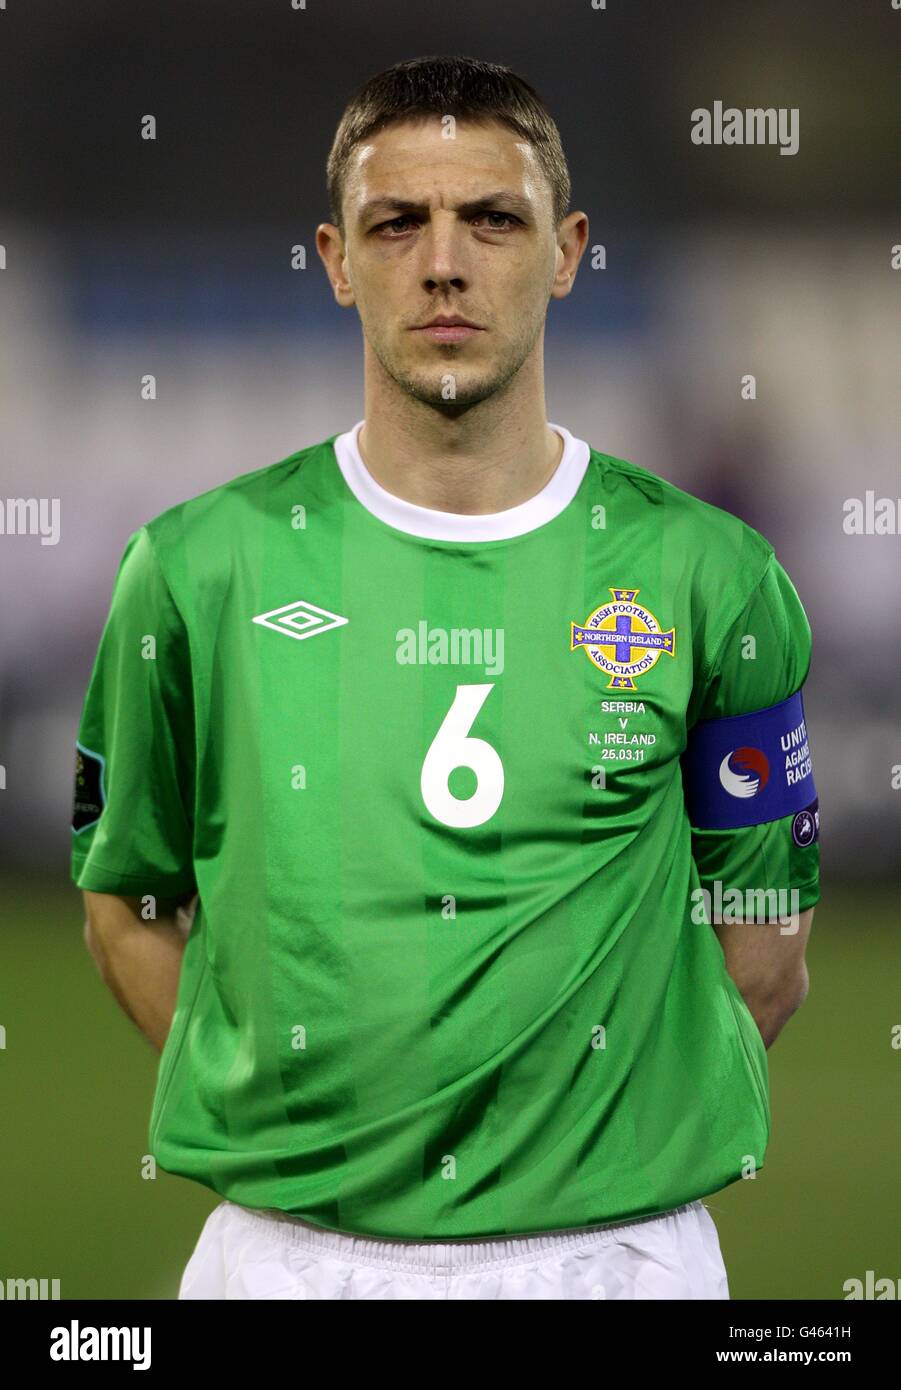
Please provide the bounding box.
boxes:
[316,223,355,308]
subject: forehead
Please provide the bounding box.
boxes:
[345,117,545,204]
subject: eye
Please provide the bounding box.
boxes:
[475,212,520,230]
[374,211,522,235]
[376,215,417,234]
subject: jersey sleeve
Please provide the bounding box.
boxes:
[681,553,820,916]
[70,526,197,899]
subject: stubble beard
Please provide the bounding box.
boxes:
[366,316,543,413]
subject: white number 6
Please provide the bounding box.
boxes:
[420,683,504,828]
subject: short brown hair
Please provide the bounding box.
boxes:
[326,55,571,233]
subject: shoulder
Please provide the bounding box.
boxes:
[141,435,335,556]
[588,447,776,597]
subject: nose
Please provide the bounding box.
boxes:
[420,211,468,294]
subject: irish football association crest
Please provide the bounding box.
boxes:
[571,588,676,690]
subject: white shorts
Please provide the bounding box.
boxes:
[178,1198,730,1300]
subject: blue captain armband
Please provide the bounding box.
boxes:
[681,688,818,837]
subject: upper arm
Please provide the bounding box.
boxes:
[82,888,196,953]
[70,526,197,902]
[83,889,143,928]
[682,552,822,930]
[714,906,814,1003]
[81,892,143,975]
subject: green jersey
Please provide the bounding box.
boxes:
[71,420,820,1239]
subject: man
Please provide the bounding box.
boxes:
[73,55,819,1300]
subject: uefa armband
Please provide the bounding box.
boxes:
[681,689,818,843]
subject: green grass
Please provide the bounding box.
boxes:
[0,871,897,1298]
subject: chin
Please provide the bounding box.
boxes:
[397,366,501,407]
[407,384,495,410]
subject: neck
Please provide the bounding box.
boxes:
[358,354,562,516]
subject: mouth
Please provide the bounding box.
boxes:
[411,317,484,343]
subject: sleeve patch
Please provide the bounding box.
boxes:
[682,689,817,831]
[791,798,819,847]
[72,742,106,834]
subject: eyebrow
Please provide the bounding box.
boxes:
[358,191,534,225]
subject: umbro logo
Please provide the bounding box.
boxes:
[251,599,349,642]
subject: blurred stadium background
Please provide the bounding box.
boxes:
[0,0,898,1298]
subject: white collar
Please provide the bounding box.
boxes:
[332,418,590,542]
